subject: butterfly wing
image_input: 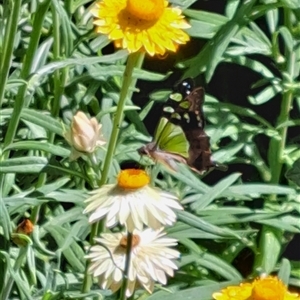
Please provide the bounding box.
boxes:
[138,91,190,170]
[173,85,226,173]
[139,79,226,173]
[154,117,189,158]
[181,88,215,173]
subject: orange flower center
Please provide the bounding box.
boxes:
[117,169,150,189]
[126,0,165,21]
[251,277,285,300]
[119,234,140,248]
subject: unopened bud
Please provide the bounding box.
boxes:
[64,111,106,160]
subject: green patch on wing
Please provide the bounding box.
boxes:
[154,117,189,159]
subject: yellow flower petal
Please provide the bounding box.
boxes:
[212,276,300,300]
[91,0,190,56]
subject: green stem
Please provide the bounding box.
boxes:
[0,0,21,287]
[0,0,22,107]
[99,52,145,186]
[31,1,66,225]
[0,247,27,300]
[51,2,61,118]
[2,0,51,152]
[120,232,133,300]
[81,51,145,294]
[253,8,296,273]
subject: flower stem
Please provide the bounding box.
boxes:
[0,0,22,107]
[99,52,145,186]
[31,1,67,225]
[120,232,133,300]
[253,8,296,273]
[81,51,145,293]
[2,0,51,152]
[0,0,21,287]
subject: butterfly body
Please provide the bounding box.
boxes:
[139,79,226,174]
[138,142,187,172]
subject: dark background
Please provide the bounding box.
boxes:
[134,0,300,265]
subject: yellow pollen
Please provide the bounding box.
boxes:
[251,277,285,300]
[126,0,165,21]
[119,234,141,248]
[117,169,150,189]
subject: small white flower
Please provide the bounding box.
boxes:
[83,169,182,232]
[64,111,106,160]
[87,228,180,297]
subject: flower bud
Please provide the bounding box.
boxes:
[64,111,106,160]
[12,219,34,247]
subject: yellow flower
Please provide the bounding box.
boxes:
[64,111,106,160]
[91,0,190,56]
[87,228,180,297]
[213,276,300,300]
[83,169,182,232]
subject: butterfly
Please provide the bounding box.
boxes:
[138,78,227,174]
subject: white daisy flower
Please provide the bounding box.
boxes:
[87,228,180,297]
[83,169,182,232]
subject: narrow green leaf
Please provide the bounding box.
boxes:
[71,0,93,13]
[224,56,275,80]
[197,253,242,280]
[46,226,85,272]
[202,211,282,226]
[281,0,300,9]
[172,0,197,8]
[228,184,296,196]
[30,38,53,73]
[36,178,70,195]
[6,79,27,90]
[177,210,241,239]
[277,119,300,129]
[1,173,15,197]
[4,141,70,157]
[184,0,257,81]
[0,157,48,173]
[286,158,300,186]
[185,10,228,39]
[225,0,240,19]
[278,258,292,285]
[26,246,37,286]
[191,173,241,211]
[257,219,300,233]
[28,50,128,88]
[52,0,73,56]
[148,281,241,300]
[22,108,63,135]
[262,0,279,33]
[279,26,294,52]
[0,196,12,239]
[169,226,227,240]
[257,226,281,273]
[248,84,282,105]
[170,164,210,193]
